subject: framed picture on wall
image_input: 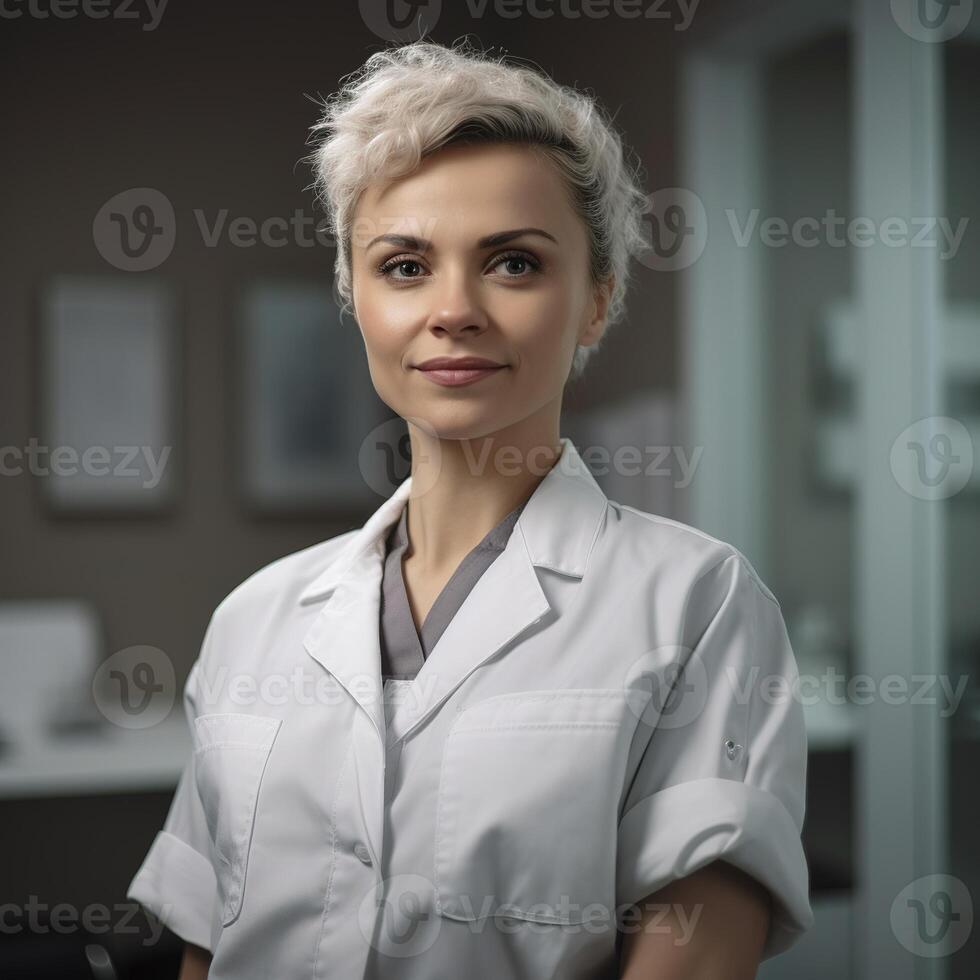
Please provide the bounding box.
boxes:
[38,276,179,514]
[238,280,392,513]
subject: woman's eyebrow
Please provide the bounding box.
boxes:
[365,227,558,252]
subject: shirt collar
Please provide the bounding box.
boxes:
[298,436,607,605]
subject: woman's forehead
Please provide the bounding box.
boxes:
[354,147,575,244]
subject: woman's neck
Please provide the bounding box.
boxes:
[403,429,563,573]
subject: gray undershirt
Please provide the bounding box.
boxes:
[379,498,528,681]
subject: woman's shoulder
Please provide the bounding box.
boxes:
[601,499,778,608]
[211,527,361,624]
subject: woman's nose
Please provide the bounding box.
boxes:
[425,269,488,336]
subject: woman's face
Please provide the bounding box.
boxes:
[349,142,611,442]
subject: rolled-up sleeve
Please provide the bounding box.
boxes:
[127,635,219,952]
[617,554,813,960]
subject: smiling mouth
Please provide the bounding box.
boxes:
[415,365,507,388]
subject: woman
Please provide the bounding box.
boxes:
[129,38,813,979]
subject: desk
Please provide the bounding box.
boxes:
[0,716,190,800]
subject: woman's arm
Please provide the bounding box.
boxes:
[178,942,212,980]
[618,860,771,980]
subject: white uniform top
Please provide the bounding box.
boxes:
[127,437,813,978]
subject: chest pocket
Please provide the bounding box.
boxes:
[434,689,630,927]
[192,712,282,926]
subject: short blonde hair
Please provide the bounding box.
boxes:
[305,38,649,381]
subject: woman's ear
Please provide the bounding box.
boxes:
[580,274,615,347]
[348,279,361,329]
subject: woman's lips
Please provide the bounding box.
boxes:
[416,366,506,387]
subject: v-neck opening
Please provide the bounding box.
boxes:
[378,498,528,679]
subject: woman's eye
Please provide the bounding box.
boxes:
[377,251,541,282]
[378,257,425,280]
[490,252,541,277]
